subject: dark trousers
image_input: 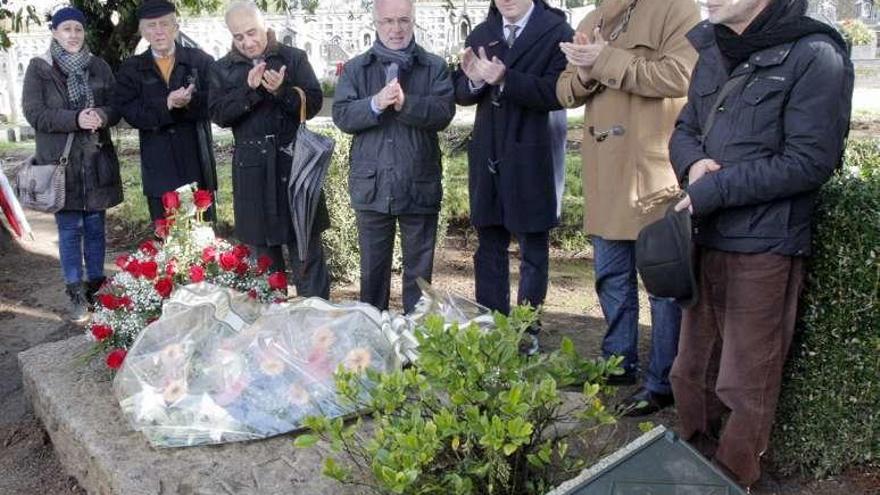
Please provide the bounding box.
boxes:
[252,231,330,300]
[356,211,438,314]
[147,195,216,222]
[670,248,804,487]
[474,225,549,320]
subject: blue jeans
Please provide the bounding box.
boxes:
[55,211,106,285]
[593,236,681,395]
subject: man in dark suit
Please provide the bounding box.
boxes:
[114,0,216,221]
[453,0,573,354]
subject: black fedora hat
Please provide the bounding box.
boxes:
[635,204,698,307]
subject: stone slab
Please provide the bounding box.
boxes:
[19,335,361,495]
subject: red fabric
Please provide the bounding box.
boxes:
[0,187,22,238]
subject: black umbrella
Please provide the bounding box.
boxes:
[288,87,336,261]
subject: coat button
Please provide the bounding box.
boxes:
[718,106,726,112]
[607,78,617,85]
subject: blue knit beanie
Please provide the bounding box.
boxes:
[50,7,87,30]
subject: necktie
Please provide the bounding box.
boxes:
[505,25,519,48]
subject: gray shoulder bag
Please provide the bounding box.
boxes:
[15,132,74,213]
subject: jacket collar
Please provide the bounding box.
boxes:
[135,41,192,71]
[687,21,794,74]
[357,41,432,67]
[686,21,717,51]
[486,0,566,68]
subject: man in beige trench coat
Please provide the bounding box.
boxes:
[556,0,699,415]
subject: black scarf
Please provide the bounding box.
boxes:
[369,38,416,82]
[714,0,845,72]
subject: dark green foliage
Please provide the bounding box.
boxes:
[320,128,360,283]
[297,307,624,494]
[772,138,880,477]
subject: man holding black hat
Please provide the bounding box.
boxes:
[113,0,217,222]
[668,0,853,487]
[209,1,329,299]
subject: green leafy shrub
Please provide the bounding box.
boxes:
[839,19,876,46]
[320,128,360,283]
[296,307,624,495]
[321,79,337,98]
[772,138,880,477]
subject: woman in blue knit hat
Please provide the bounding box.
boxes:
[21,6,123,322]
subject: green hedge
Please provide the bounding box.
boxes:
[772,138,880,476]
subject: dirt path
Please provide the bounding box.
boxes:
[0,210,876,494]
[0,213,87,494]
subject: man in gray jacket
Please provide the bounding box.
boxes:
[333,0,455,313]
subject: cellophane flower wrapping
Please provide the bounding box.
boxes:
[113,283,412,448]
[112,280,496,448]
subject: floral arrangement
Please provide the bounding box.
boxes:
[113,285,400,448]
[839,18,876,46]
[88,184,288,370]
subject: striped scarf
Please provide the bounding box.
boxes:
[50,39,94,110]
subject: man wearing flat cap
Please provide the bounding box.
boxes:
[113,0,217,222]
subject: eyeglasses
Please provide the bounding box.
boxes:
[375,17,413,29]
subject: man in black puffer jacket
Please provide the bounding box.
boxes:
[668,0,853,488]
[209,0,328,298]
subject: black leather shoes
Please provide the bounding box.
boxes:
[605,372,638,386]
[619,386,674,417]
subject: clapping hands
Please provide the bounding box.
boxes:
[247,62,287,95]
[460,46,507,86]
[559,28,607,83]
